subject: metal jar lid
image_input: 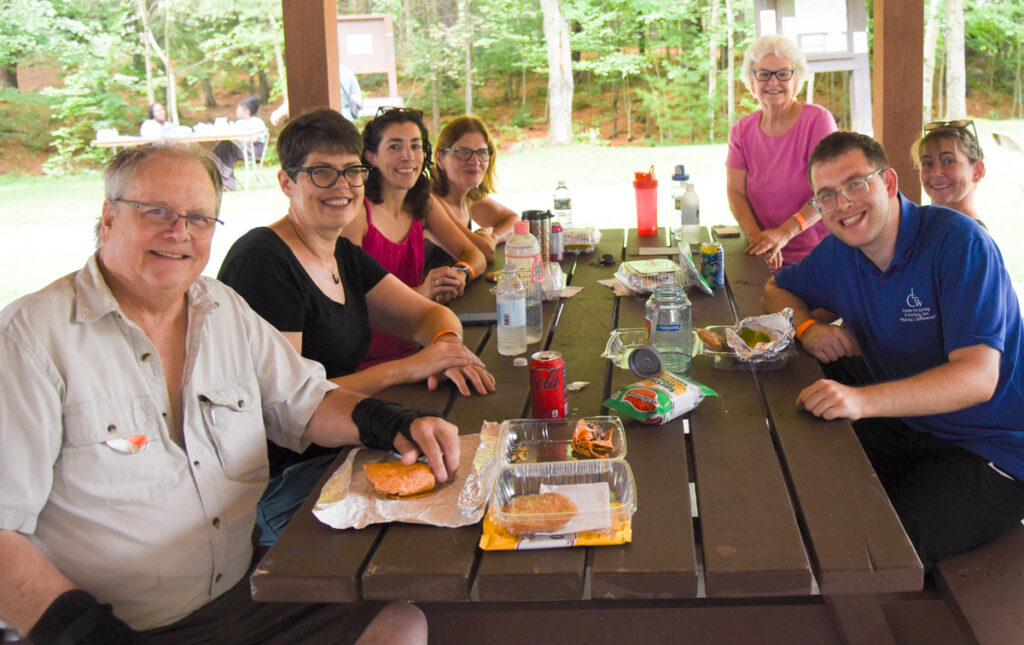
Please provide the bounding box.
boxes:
[628,345,664,378]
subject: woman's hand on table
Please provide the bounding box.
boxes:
[429,363,496,396]
[394,416,460,483]
[399,341,492,394]
[472,227,498,255]
[420,266,465,303]
[745,226,792,266]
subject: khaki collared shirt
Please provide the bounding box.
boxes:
[0,255,336,629]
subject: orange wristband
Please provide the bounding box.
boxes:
[795,319,817,340]
[793,212,808,232]
[455,261,475,280]
[431,329,462,344]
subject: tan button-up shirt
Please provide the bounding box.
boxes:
[0,255,336,629]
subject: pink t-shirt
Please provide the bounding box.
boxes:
[360,199,424,365]
[726,103,837,266]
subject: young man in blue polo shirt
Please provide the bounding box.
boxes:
[762,130,1024,571]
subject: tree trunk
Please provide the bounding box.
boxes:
[136,0,155,105]
[265,0,287,98]
[164,3,178,124]
[0,64,17,90]
[540,0,573,145]
[202,78,216,108]
[725,0,734,128]
[944,0,966,119]
[460,0,472,114]
[707,0,718,143]
[922,0,941,122]
[258,70,270,103]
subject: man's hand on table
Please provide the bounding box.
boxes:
[394,416,461,484]
[799,321,860,363]
[796,379,867,421]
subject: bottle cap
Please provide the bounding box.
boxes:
[522,209,553,221]
[633,166,658,188]
[513,220,529,234]
[672,165,690,181]
[628,345,664,378]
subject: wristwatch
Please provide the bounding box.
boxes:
[452,264,471,283]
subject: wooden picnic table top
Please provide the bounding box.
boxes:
[250,226,924,642]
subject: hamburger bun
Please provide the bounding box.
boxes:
[364,461,436,498]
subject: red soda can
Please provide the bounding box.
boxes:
[530,350,567,418]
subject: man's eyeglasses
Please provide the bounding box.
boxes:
[441,147,492,163]
[752,68,795,82]
[923,119,979,144]
[808,168,886,215]
[112,199,223,233]
[289,165,371,189]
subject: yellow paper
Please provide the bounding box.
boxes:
[478,507,632,551]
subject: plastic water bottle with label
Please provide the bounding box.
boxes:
[506,221,544,343]
[644,283,692,375]
[496,264,528,356]
[552,180,572,228]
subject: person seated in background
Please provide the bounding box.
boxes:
[341,107,486,366]
[912,119,987,228]
[0,142,458,643]
[140,101,177,138]
[762,131,1024,571]
[212,95,268,191]
[218,108,495,545]
[726,34,838,271]
[429,115,519,265]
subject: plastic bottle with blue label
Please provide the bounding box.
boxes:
[496,264,527,355]
[644,283,692,375]
[506,221,544,343]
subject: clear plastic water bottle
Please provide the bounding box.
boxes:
[506,221,544,343]
[644,283,692,375]
[552,180,572,228]
[496,264,528,356]
[680,182,700,226]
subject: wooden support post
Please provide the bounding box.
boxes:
[873,0,924,204]
[281,0,340,117]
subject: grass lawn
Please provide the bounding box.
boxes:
[2,118,1023,307]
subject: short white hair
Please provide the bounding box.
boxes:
[741,34,808,93]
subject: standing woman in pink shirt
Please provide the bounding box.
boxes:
[726,34,838,270]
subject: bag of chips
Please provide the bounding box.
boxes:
[604,372,716,425]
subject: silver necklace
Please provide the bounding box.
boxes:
[288,218,340,284]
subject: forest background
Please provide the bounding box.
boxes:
[2,0,1024,307]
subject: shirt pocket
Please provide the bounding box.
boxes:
[198,377,267,483]
[59,398,180,507]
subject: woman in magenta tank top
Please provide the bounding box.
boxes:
[342,107,486,365]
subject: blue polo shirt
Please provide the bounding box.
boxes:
[776,194,1024,479]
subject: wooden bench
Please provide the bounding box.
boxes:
[933,522,1024,644]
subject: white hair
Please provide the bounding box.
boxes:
[741,34,808,94]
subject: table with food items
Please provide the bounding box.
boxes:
[251,228,937,644]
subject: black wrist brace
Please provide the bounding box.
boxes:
[29,589,148,645]
[352,397,438,452]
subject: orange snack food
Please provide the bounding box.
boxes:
[363,461,436,498]
[696,328,726,352]
[571,418,616,458]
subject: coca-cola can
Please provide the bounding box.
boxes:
[529,350,567,418]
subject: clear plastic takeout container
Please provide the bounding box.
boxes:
[601,328,649,369]
[490,459,637,536]
[693,325,796,371]
[614,259,685,294]
[498,416,627,464]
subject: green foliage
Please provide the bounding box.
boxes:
[0,89,54,152]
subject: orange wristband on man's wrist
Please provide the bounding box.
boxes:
[793,212,808,232]
[795,319,817,340]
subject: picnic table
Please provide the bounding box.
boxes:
[250,227,977,644]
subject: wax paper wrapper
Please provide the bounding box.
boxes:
[725,308,795,362]
[312,423,500,529]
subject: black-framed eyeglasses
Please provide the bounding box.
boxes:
[112,199,223,233]
[924,119,978,144]
[289,165,370,189]
[808,168,886,215]
[441,147,492,163]
[375,106,424,120]
[753,68,795,82]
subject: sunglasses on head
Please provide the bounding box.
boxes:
[375,106,424,120]
[923,119,978,141]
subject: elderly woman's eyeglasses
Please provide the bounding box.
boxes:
[112,199,223,233]
[290,165,370,189]
[808,168,886,215]
[753,68,794,82]
[442,147,492,163]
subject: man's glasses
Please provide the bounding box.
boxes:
[441,147,492,163]
[808,168,886,215]
[923,119,979,144]
[289,165,371,189]
[752,68,795,82]
[113,199,223,233]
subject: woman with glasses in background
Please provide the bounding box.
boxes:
[912,119,987,227]
[218,108,494,544]
[342,107,487,365]
[726,34,838,271]
[429,116,519,265]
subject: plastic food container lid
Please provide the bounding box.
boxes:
[628,345,663,378]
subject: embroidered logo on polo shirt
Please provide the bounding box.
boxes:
[900,288,936,323]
